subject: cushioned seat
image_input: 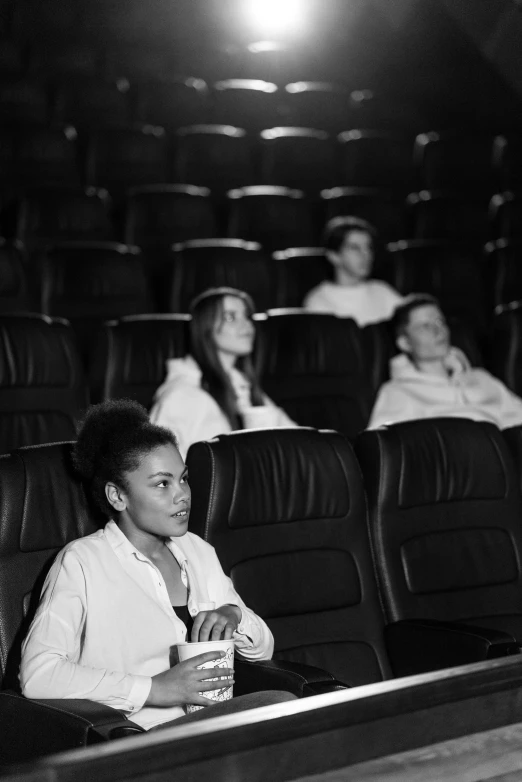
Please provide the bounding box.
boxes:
[255,310,373,438]
[272,247,333,308]
[0,313,88,453]
[211,79,280,133]
[490,301,522,397]
[186,427,392,686]
[355,418,522,642]
[259,127,338,195]
[92,313,190,406]
[167,238,275,313]
[0,240,30,314]
[132,77,209,129]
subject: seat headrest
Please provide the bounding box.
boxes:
[187,427,359,532]
[0,442,102,556]
[358,418,509,509]
[0,315,82,387]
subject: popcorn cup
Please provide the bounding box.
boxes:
[177,639,234,713]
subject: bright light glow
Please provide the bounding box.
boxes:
[244,0,306,36]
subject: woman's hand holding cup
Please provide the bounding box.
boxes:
[146,651,234,708]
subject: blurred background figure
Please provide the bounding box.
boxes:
[150,287,295,457]
[303,217,403,325]
[369,294,522,429]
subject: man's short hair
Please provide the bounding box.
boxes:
[323,216,377,252]
[392,293,441,339]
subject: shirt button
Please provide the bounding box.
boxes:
[190,608,196,616]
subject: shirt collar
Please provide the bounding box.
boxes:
[104,519,188,567]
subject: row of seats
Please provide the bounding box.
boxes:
[4,306,520,456]
[2,238,520,333]
[2,418,522,714]
[186,418,522,684]
[3,122,522,196]
[0,76,408,135]
[4,185,522,253]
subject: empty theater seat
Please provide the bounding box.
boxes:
[38,241,154,360]
[186,427,392,687]
[10,124,81,190]
[259,126,337,195]
[0,239,30,313]
[338,130,415,191]
[484,239,522,311]
[385,239,487,333]
[227,185,320,250]
[254,310,373,438]
[92,313,190,406]
[173,124,255,195]
[0,314,88,453]
[283,81,352,134]
[167,238,274,313]
[272,247,333,308]
[494,135,522,192]
[123,184,218,248]
[84,125,169,196]
[490,192,522,239]
[132,77,209,129]
[211,79,280,132]
[355,418,522,644]
[52,77,132,129]
[407,190,491,242]
[414,132,495,191]
[15,186,114,251]
[321,187,408,243]
[490,301,522,397]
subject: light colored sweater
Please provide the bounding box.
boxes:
[303,279,403,325]
[369,348,522,430]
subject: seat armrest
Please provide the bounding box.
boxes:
[234,658,348,698]
[385,619,521,678]
[0,691,144,765]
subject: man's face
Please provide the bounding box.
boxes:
[329,230,374,281]
[398,304,451,363]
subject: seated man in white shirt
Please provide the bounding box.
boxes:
[303,216,403,326]
[369,294,522,430]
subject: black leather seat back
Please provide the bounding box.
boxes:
[0,442,102,691]
[187,427,391,686]
[355,418,522,641]
[0,314,88,453]
[93,314,190,407]
[255,311,373,439]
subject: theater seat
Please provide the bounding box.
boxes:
[321,186,408,243]
[272,247,333,308]
[255,310,373,439]
[38,241,154,362]
[484,239,522,311]
[0,314,88,453]
[167,238,274,313]
[227,185,319,250]
[355,418,522,645]
[92,313,190,406]
[0,240,30,313]
[490,301,522,397]
[259,127,337,195]
[186,427,392,687]
[0,442,145,764]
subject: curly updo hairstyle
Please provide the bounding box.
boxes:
[72,399,178,519]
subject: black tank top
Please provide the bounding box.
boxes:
[173,604,194,639]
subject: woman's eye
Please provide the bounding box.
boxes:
[156,481,168,488]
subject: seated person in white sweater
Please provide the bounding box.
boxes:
[20,400,294,731]
[369,294,522,430]
[303,216,403,325]
[150,287,296,459]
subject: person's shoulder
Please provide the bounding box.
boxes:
[54,528,108,566]
[367,279,402,300]
[303,281,337,304]
[174,531,218,560]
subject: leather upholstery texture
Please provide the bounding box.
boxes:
[255,311,373,440]
[93,313,190,406]
[186,427,391,687]
[0,442,102,691]
[355,418,522,642]
[0,314,88,453]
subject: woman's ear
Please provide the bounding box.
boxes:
[396,333,411,354]
[105,482,127,512]
[326,250,340,268]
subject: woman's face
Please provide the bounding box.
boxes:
[212,295,255,358]
[110,444,191,539]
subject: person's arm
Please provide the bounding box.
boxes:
[20,549,152,714]
[367,383,418,429]
[192,545,274,660]
[484,372,522,429]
